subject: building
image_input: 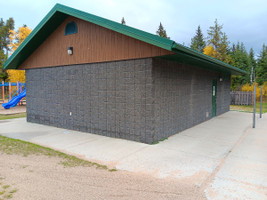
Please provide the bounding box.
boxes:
[4,4,246,144]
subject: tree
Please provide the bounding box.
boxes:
[206,19,232,63]
[217,33,232,63]
[256,44,267,85]
[0,50,8,81]
[230,42,251,89]
[190,25,206,52]
[207,19,223,51]
[7,25,32,83]
[248,48,256,83]
[8,25,31,53]
[203,45,216,57]
[156,22,169,39]
[121,17,126,25]
[0,17,15,81]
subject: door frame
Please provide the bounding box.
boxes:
[212,79,217,117]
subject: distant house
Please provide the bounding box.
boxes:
[4,4,246,144]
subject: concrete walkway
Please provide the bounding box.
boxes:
[0,111,266,200]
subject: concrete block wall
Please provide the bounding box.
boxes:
[26,58,155,143]
[216,75,231,115]
[26,57,230,144]
[152,58,230,142]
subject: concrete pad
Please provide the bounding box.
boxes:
[67,137,147,163]
[205,113,267,200]
[1,111,266,200]
[0,118,57,140]
[31,131,102,150]
[116,145,219,184]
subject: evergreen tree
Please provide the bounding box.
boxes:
[256,44,267,85]
[0,50,8,81]
[217,32,231,63]
[230,42,251,89]
[156,22,169,39]
[121,17,126,25]
[0,17,15,81]
[248,48,256,83]
[206,19,231,63]
[232,44,236,52]
[207,19,223,51]
[190,25,206,52]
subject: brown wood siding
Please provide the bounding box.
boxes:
[19,16,173,69]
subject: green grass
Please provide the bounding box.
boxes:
[1,186,9,190]
[152,137,168,145]
[9,190,17,194]
[0,113,26,120]
[0,135,116,171]
[4,194,12,199]
[230,102,267,113]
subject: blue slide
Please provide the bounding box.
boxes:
[2,90,26,109]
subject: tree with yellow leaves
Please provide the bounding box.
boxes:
[241,82,267,101]
[203,45,217,57]
[7,25,31,83]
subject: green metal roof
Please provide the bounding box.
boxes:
[4,3,247,75]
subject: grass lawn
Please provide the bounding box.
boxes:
[0,134,116,171]
[0,113,26,120]
[230,102,267,113]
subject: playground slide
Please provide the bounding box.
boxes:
[2,90,26,109]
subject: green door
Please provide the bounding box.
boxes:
[212,79,217,117]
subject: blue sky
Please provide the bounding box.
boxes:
[1,0,266,56]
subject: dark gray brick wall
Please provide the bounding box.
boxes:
[26,58,230,144]
[26,58,155,143]
[152,58,230,142]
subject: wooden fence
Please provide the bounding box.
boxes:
[230,91,253,105]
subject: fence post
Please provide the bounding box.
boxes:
[253,85,256,128]
[2,81,5,103]
[260,86,263,118]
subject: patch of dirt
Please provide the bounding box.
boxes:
[0,153,206,200]
[0,105,26,115]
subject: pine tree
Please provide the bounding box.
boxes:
[207,19,223,51]
[156,22,169,39]
[121,17,126,25]
[230,42,251,89]
[249,48,256,83]
[217,33,231,63]
[0,50,8,81]
[232,44,236,52]
[206,19,231,63]
[256,44,267,85]
[0,17,15,81]
[190,25,206,52]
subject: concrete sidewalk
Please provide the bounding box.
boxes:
[0,111,266,199]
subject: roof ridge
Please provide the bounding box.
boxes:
[55,3,175,50]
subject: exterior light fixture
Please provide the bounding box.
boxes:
[67,47,73,55]
[219,77,223,82]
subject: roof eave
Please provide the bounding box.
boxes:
[171,43,247,75]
